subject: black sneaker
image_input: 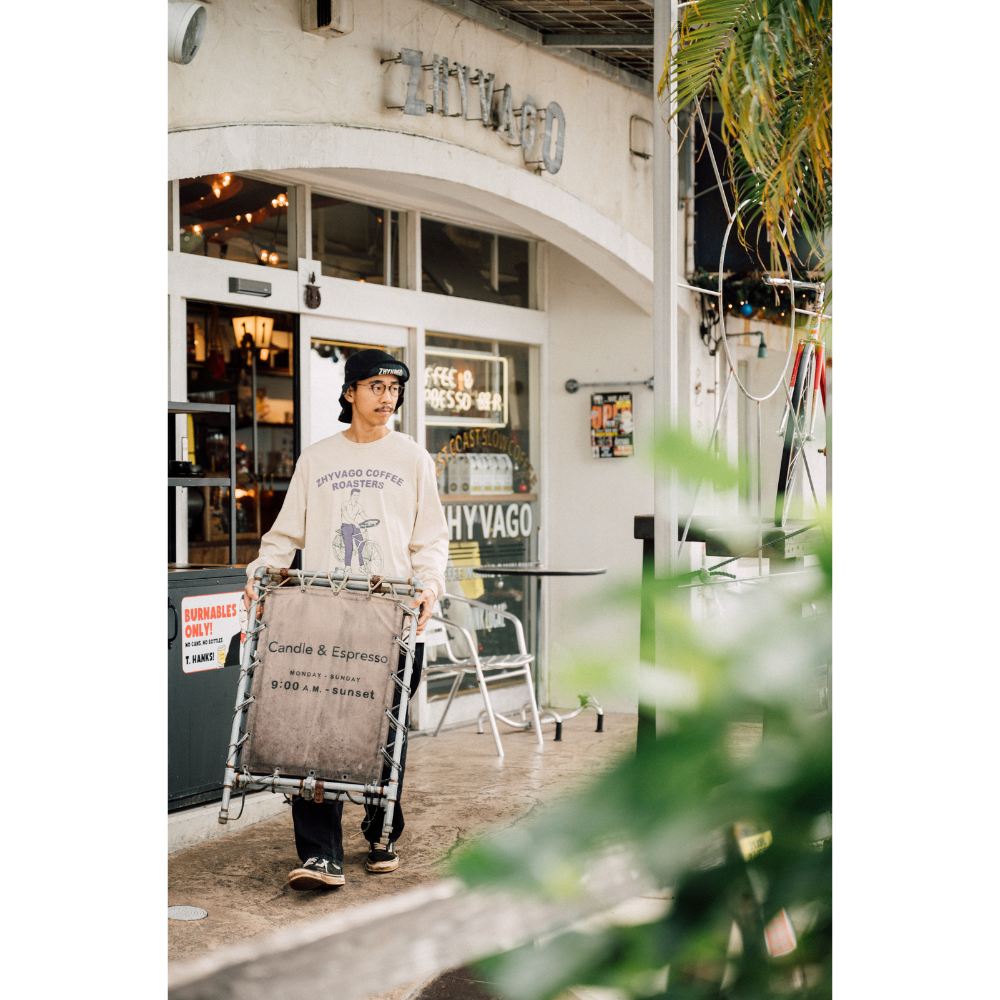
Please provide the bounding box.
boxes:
[365,845,399,873]
[288,857,345,890]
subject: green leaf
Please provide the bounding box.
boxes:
[655,428,739,489]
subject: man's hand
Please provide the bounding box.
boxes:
[243,580,265,621]
[410,588,436,635]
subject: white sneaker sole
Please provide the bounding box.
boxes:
[288,868,345,889]
[365,855,399,873]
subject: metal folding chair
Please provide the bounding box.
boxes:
[422,594,543,757]
[218,567,422,853]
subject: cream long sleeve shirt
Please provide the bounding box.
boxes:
[246,430,448,599]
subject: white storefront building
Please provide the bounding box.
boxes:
[168,0,823,729]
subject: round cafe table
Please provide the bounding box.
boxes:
[472,566,607,740]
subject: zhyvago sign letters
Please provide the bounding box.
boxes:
[392,49,565,174]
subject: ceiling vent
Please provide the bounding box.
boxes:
[301,0,354,37]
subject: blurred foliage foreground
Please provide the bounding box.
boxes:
[450,442,832,998]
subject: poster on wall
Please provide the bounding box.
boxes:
[590,392,634,458]
[181,592,244,673]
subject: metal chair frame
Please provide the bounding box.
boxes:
[217,566,422,852]
[422,593,543,757]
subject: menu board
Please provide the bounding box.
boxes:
[591,392,634,458]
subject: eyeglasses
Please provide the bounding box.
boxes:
[360,381,403,398]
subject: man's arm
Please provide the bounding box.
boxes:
[408,452,450,633]
[243,458,308,609]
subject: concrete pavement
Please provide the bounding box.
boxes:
[168,710,637,963]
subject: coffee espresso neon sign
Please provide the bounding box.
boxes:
[386,49,565,174]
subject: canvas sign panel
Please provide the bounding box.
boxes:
[242,587,405,785]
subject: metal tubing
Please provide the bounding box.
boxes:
[695,101,733,223]
[756,401,763,577]
[777,343,813,527]
[234,773,388,800]
[260,567,422,595]
[677,282,722,297]
[780,373,824,523]
[229,404,237,565]
[444,594,543,747]
[219,582,262,824]
[715,204,799,403]
[433,670,464,737]
[377,605,419,849]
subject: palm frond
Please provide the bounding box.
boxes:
[664,0,832,272]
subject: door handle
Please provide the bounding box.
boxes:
[169,599,179,649]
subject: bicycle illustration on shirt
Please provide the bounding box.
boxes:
[332,488,384,574]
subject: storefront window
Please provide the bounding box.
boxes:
[424,334,537,696]
[185,301,297,564]
[421,218,531,308]
[311,195,401,285]
[309,339,404,444]
[179,174,292,268]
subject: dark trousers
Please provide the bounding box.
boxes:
[292,644,423,864]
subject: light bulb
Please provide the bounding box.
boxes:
[193,225,202,234]
[236,215,241,221]
[213,186,221,198]
[271,199,278,208]
[269,252,278,264]
[245,212,252,223]
[260,250,268,261]
[223,174,231,186]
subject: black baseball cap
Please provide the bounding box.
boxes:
[338,349,410,423]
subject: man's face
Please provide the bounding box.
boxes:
[345,374,401,427]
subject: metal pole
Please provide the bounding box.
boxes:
[229,403,237,565]
[756,401,762,577]
[251,350,261,540]
[653,0,679,583]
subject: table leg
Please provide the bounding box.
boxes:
[535,574,543,704]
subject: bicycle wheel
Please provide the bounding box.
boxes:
[331,530,346,565]
[360,540,384,574]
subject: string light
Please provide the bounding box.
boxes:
[260,250,268,262]
[245,212,252,223]
[212,183,221,198]
[268,252,278,265]
[236,214,242,221]
[222,174,231,186]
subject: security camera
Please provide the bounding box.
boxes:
[168,2,208,65]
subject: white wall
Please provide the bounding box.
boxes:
[542,248,654,713]
[168,0,654,251]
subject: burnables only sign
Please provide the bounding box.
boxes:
[388,49,565,174]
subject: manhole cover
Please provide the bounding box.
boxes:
[168,905,208,921]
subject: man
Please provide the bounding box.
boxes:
[243,349,448,890]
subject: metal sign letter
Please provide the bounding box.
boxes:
[477,70,495,127]
[432,54,449,115]
[496,83,517,144]
[456,64,470,119]
[401,48,426,116]
[520,96,537,159]
[542,101,566,173]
